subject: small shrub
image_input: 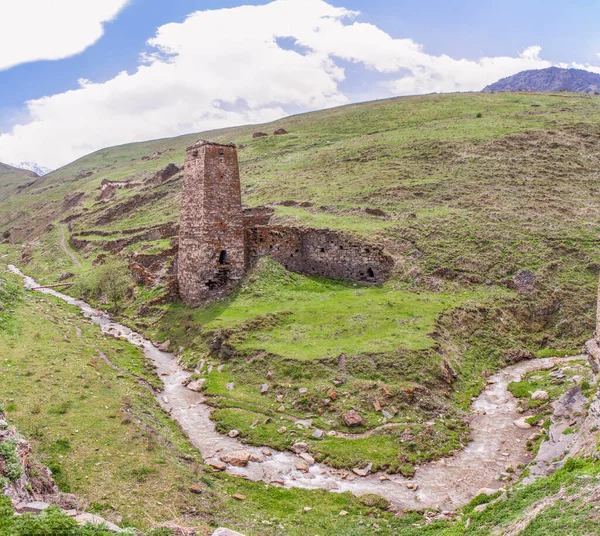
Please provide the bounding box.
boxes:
[476,112,483,118]
[0,439,23,481]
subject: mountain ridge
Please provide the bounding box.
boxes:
[483,66,600,93]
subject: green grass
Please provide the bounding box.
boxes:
[188,259,479,360]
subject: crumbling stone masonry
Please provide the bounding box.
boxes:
[246,226,393,283]
[178,141,246,305]
[178,140,394,306]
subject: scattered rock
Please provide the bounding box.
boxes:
[228,430,240,438]
[59,272,75,281]
[473,504,487,513]
[158,340,170,352]
[262,449,272,456]
[382,410,393,419]
[190,485,202,494]
[278,427,287,434]
[277,405,285,412]
[513,417,532,430]
[74,513,123,532]
[531,390,549,400]
[220,450,251,467]
[352,463,373,477]
[249,453,264,463]
[186,379,206,392]
[339,510,349,516]
[312,429,324,439]
[232,494,246,501]
[295,461,310,473]
[226,382,235,391]
[342,410,364,427]
[260,384,269,393]
[213,529,246,536]
[406,482,418,490]
[291,442,309,454]
[274,128,289,135]
[253,132,268,138]
[299,453,315,464]
[303,507,312,512]
[21,502,50,514]
[207,459,227,471]
[298,387,308,394]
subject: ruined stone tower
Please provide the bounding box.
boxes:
[178,140,245,306]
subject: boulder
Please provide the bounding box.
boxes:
[228,430,240,438]
[531,390,549,401]
[252,132,268,138]
[220,450,251,467]
[274,128,289,135]
[291,442,309,454]
[342,410,364,427]
[158,340,170,352]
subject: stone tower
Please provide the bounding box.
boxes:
[178,140,245,306]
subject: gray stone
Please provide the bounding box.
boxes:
[531,390,549,401]
[312,429,324,439]
[75,513,123,532]
[352,463,373,477]
[291,442,309,454]
[21,502,50,514]
[213,529,246,536]
[513,417,532,430]
[260,384,269,393]
[186,379,206,392]
[226,382,235,391]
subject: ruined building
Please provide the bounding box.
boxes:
[178,140,394,306]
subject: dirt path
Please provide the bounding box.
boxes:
[60,227,80,266]
[8,264,585,512]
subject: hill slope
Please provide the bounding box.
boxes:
[2,91,600,532]
[0,161,38,203]
[483,66,600,93]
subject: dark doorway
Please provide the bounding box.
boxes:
[367,268,375,279]
[219,250,229,265]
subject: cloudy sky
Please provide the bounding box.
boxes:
[1,0,599,170]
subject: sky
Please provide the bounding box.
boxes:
[1,0,599,170]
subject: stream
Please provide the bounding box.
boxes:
[8,265,579,511]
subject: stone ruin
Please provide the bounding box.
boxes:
[177,140,394,306]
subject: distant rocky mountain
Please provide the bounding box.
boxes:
[483,67,600,94]
[12,161,52,176]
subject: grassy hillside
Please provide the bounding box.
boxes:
[0,162,38,203]
[2,91,600,532]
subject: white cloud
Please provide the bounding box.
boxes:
[0,0,130,72]
[1,0,599,169]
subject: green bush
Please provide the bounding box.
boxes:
[0,440,23,482]
[72,259,132,311]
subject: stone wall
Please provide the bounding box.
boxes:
[246,226,394,283]
[178,141,246,306]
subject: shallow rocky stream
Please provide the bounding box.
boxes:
[8,265,580,511]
